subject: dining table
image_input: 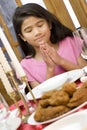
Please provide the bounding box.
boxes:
[8,81,87,130]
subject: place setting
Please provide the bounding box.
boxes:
[26,67,87,127]
[27,102,87,126]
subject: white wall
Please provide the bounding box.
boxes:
[21,0,46,9]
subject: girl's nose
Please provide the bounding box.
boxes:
[33,27,40,36]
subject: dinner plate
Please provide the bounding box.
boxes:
[27,101,87,125]
[43,110,87,130]
[6,117,21,130]
[26,69,85,100]
[9,108,20,118]
[0,117,21,130]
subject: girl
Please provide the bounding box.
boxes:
[12,3,87,88]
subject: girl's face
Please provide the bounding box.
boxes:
[20,16,51,48]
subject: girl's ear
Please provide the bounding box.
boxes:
[18,34,26,41]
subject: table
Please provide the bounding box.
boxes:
[9,99,87,130]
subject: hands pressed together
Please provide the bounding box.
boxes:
[39,42,61,78]
[39,42,60,65]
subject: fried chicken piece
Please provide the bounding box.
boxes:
[41,82,77,101]
[39,99,50,107]
[49,90,70,106]
[67,87,87,108]
[41,90,57,99]
[62,82,77,97]
[39,90,70,107]
[34,105,70,122]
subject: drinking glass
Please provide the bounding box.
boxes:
[73,27,87,82]
[0,93,10,130]
[73,27,87,60]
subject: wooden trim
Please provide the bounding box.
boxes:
[80,0,87,15]
[69,0,87,28]
[0,80,14,105]
[15,0,22,6]
[0,13,15,46]
[43,0,75,30]
[0,12,22,61]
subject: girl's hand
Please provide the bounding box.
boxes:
[39,42,56,78]
[39,43,56,68]
[39,42,61,65]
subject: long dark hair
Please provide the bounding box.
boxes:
[12,3,73,58]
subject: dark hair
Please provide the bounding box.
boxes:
[12,3,73,58]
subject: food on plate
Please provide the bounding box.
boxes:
[67,85,87,108]
[81,81,87,88]
[34,82,87,122]
[34,105,70,122]
[41,90,57,99]
[39,90,70,107]
[62,82,77,97]
[41,82,76,100]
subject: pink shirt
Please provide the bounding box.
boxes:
[20,37,82,83]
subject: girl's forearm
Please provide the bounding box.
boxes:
[46,67,55,79]
[57,57,81,71]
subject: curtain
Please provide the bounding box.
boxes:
[69,0,87,27]
[43,0,87,30]
[43,0,75,30]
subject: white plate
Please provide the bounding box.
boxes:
[9,109,20,118]
[26,73,67,100]
[27,69,85,100]
[27,102,87,125]
[43,110,87,130]
[6,117,21,130]
[26,87,43,100]
[0,117,21,130]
